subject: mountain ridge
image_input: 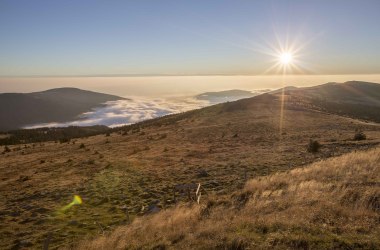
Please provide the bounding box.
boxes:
[1,81,380,249]
[0,88,126,131]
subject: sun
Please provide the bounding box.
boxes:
[258,36,311,74]
[279,52,293,65]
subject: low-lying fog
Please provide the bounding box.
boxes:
[25,96,209,128]
[2,74,380,96]
[24,89,265,128]
[2,74,379,128]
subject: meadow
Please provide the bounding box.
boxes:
[1,93,379,249]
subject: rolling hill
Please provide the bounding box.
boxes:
[195,89,258,104]
[0,88,126,131]
[274,81,380,122]
[0,81,380,249]
[78,147,380,249]
[290,81,380,105]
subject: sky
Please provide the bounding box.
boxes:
[1,0,380,77]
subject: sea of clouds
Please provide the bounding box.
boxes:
[25,89,272,129]
[25,97,210,129]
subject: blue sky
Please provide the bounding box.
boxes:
[1,0,380,76]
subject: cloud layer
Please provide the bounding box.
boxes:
[25,97,209,128]
[25,89,272,129]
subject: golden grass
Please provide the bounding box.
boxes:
[77,148,380,249]
[1,97,380,249]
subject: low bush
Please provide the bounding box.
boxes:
[354,131,366,141]
[307,139,321,153]
[3,146,11,153]
[59,138,70,144]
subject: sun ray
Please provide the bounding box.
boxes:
[252,34,314,144]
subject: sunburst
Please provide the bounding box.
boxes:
[279,52,293,65]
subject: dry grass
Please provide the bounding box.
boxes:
[1,96,380,249]
[77,148,380,249]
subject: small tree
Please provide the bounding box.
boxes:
[307,139,321,153]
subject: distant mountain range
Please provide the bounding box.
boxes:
[195,89,270,104]
[1,81,379,131]
[0,88,126,131]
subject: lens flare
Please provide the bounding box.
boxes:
[254,37,309,144]
[60,195,83,212]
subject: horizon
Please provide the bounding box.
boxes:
[1,74,380,97]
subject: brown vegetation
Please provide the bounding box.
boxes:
[0,93,380,249]
[78,148,380,249]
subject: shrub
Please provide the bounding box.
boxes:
[105,132,111,137]
[59,138,70,144]
[307,139,321,153]
[87,159,95,164]
[354,131,366,141]
[79,143,85,149]
[132,128,141,134]
[40,160,45,164]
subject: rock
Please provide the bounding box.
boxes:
[34,219,46,225]
[197,169,209,178]
[68,220,78,226]
[9,211,21,217]
[95,197,108,205]
[108,206,117,212]
[34,207,49,214]
[20,204,33,210]
[20,218,34,224]
[18,175,30,182]
[146,204,160,214]
[12,240,33,250]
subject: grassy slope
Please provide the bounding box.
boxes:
[78,147,380,249]
[0,94,380,249]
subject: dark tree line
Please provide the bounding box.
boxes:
[0,125,109,145]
